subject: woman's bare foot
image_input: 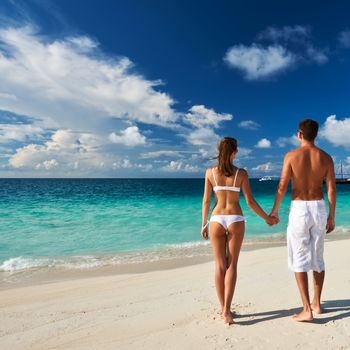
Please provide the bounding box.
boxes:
[292,309,313,322]
[222,311,235,325]
[219,309,235,318]
[311,302,323,314]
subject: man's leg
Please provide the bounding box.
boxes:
[310,201,327,315]
[293,272,313,322]
[311,270,325,314]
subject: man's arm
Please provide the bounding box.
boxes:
[271,153,292,219]
[325,157,336,233]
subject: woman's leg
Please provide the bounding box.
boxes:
[209,221,227,314]
[222,221,245,324]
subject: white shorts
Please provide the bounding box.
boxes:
[287,199,327,273]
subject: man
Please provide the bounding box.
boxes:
[271,119,336,322]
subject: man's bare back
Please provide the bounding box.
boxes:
[270,118,336,323]
[284,145,333,200]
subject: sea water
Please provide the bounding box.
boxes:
[0,178,349,272]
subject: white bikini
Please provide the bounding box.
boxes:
[208,167,245,231]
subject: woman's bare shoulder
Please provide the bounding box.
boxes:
[205,167,213,177]
[238,168,248,177]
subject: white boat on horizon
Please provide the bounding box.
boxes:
[259,176,273,181]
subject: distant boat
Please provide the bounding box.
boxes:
[335,160,350,184]
[259,176,273,182]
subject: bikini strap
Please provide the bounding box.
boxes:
[212,167,218,186]
[233,168,240,187]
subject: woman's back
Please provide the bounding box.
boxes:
[210,167,244,216]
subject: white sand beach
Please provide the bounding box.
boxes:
[1,238,349,350]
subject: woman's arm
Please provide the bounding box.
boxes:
[201,169,212,239]
[241,170,275,225]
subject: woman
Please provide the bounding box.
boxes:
[201,137,276,325]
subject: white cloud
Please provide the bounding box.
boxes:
[252,161,278,173]
[224,44,295,80]
[258,26,328,65]
[140,150,183,159]
[0,123,44,143]
[184,105,232,128]
[186,127,219,146]
[35,159,58,170]
[255,138,271,148]
[109,126,147,147]
[276,135,299,147]
[112,159,153,172]
[162,160,199,173]
[338,30,350,48]
[257,25,310,42]
[238,120,260,130]
[319,115,350,148]
[236,147,253,158]
[224,26,328,81]
[0,26,176,128]
[306,45,328,64]
[0,92,17,100]
[9,129,110,171]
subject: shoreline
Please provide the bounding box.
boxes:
[1,238,349,350]
[1,230,349,291]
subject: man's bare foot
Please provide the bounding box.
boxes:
[311,303,323,314]
[292,309,313,322]
[222,312,235,325]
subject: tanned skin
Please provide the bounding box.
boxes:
[270,130,336,322]
[202,150,277,325]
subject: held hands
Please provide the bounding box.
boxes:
[265,215,279,226]
[266,210,280,226]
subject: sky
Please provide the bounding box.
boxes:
[0,0,350,178]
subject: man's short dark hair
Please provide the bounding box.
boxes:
[299,119,319,141]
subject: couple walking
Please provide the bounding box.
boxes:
[201,119,336,325]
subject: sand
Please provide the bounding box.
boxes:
[1,239,350,350]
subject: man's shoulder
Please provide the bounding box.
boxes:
[284,149,299,159]
[317,147,332,160]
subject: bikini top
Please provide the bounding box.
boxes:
[212,167,240,193]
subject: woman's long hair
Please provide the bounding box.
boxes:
[217,137,237,177]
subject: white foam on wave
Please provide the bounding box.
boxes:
[2,228,348,273]
[0,256,52,272]
[0,255,108,272]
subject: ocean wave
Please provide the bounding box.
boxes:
[1,228,349,273]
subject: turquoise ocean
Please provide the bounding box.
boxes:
[0,178,349,273]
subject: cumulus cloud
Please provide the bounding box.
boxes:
[184,105,232,128]
[224,44,295,80]
[186,127,219,146]
[252,161,278,173]
[140,150,184,159]
[257,25,310,43]
[224,25,328,81]
[162,160,199,173]
[258,25,328,64]
[319,115,350,148]
[238,120,260,130]
[0,123,44,143]
[338,30,350,48]
[9,129,109,171]
[35,159,58,170]
[0,25,176,128]
[255,138,271,148]
[276,135,299,147]
[109,126,147,147]
[112,159,152,171]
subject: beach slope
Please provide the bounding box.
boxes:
[1,239,350,350]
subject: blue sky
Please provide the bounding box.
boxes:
[0,0,349,178]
